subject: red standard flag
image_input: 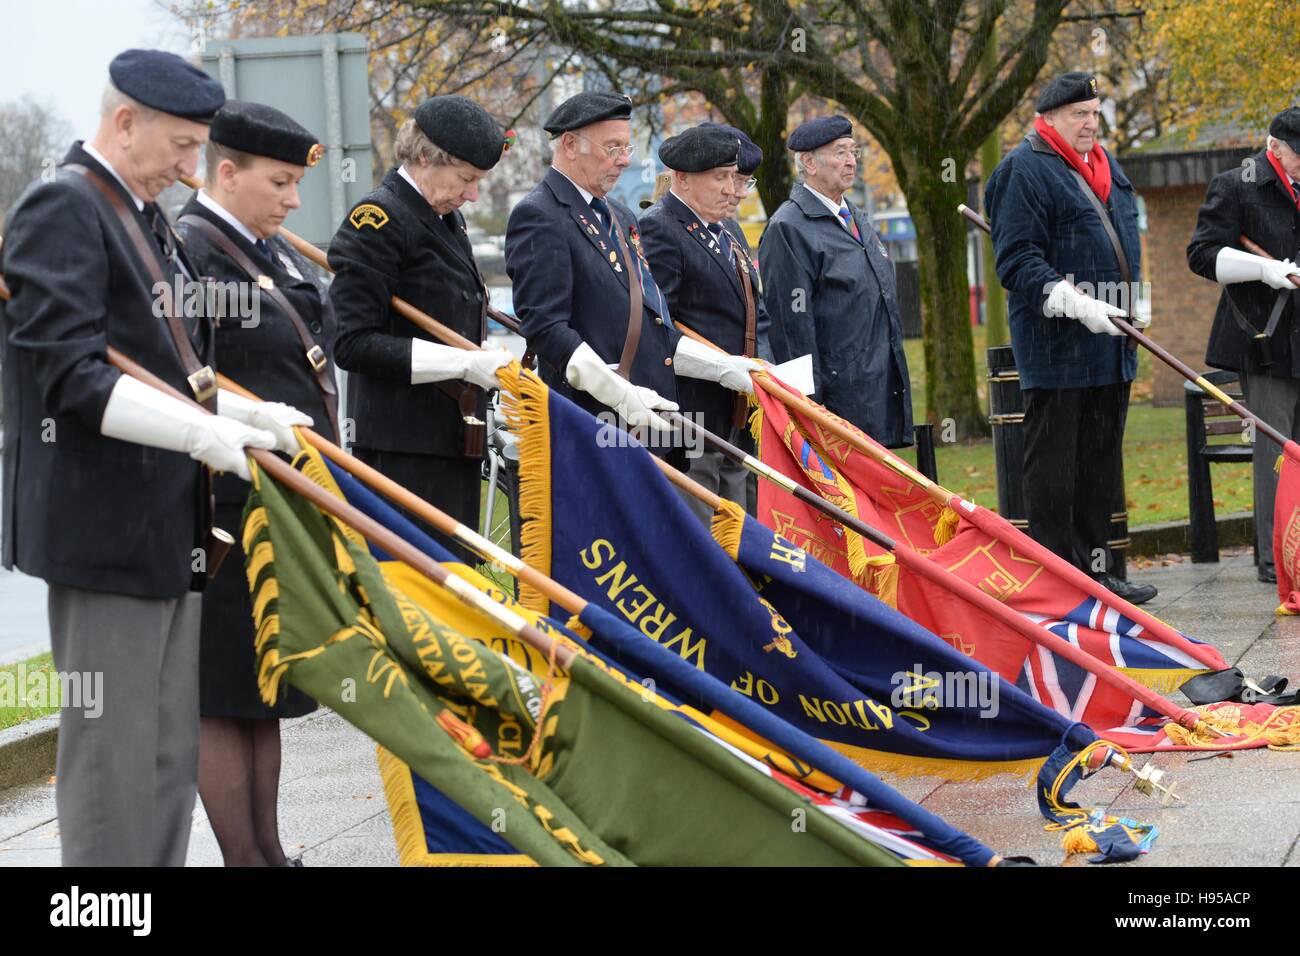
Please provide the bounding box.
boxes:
[1274,441,1300,613]
[750,375,1228,735]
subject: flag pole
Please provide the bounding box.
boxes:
[958,203,1290,448]
[672,322,1209,672]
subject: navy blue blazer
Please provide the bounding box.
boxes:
[505,168,681,417]
[640,190,771,435]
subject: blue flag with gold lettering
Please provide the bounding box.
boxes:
[501,366,1096,781]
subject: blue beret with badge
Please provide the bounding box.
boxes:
[544,91,633,137]
[699,121,762,174]
[658,126,740,173]
[210,101,323,167]
[108,48,226,123]
[786,115,853,152]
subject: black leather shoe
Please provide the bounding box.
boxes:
[1097,572,1157,606]
[1258,565,1277,585]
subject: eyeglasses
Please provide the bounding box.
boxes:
[575,133,635,160]
[733,175,757,190]
[819,144,862,161]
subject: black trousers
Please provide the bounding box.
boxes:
[1021,381,1130,574]
[351,446,482,566]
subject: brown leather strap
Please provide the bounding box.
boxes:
[1065,165,1138,353]
[610,213,644,379]
[730,237,758,429]
[65,164,218,410]
[179,214,339,429]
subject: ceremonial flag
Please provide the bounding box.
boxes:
[1274,441,1300,613]
[749,375,1227,735]
[315,445,990,865]
[498,366,1100,778]
[245,445,975,867]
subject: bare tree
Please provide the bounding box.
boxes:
[0,97,71,226]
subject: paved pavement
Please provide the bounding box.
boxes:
[0,549,1296,867]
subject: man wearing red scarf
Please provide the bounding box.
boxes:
[1188,108,1300,584]
[985,73,1157,605]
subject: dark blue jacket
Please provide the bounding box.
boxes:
[758,183,913,448]
[984,131,1141,390]
[505,168,680,418]
[639,191,772,435]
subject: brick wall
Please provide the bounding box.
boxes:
[1142,185,1224,406]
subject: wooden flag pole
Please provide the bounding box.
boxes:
[958,203,1289,448]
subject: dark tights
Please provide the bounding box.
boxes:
[198,717,289,867]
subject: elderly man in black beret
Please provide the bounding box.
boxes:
[0,49,289,865]
[639,125,766,521]
[1188,107,1300,584]
[759,115,913,449]
[327,95,513,563]
[985,72,1155,604]
[173,100,338,866]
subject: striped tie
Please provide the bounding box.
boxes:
[838,205,862,244]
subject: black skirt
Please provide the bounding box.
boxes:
[199,499,318,720]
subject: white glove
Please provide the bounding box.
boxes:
[411,340,513,390]
[1215,247,1300,290]
[216,389,312,455]
[672,336,762,394]
[1044,279,1126,336]
[564,341,679,434]
[100,374,276,482]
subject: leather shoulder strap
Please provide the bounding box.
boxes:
[64,163,217,410]
[1066,166,1131,286]
[610,213,643,379]
[179,214,338,427]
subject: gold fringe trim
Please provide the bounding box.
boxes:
[710,498,747,560]
[563,613,593,641]
[497,364,553,616]
[375,745,537,867]
[1164,703,1300,750]
[1277,604,1298,617]
[257,646,325,705]
[294,444,369,550]
[1116,666,1209,696]
[241,505,268,553]
[822,737,1047,783]
[864,555,899,608]
[1276,453,1284,475]
[933,505,961,547]
[747,394,764,445]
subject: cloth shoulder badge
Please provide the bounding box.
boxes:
[350,203,390,230]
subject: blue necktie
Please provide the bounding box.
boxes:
[709,222,735,262]
[838,206,863,244]
[590,197,670,325]
[254,238,271,258]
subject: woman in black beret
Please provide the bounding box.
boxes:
[175,100,335,866]
[325,95,512,563]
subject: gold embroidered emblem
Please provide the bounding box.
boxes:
[349,204,389,230]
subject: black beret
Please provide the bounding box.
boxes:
[787,115,853,152]
[1035,72,1101,114]
[544,91,632,136]
[1269,107,1300,154]
[108,48,225,123]
[699,121,763,173]
[414,95,506,171]
[659,126,740,173]
[210,101,322,168]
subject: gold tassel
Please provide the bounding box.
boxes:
[1276,454,1284,475]
[864,555,899,608]
[1164,704,1300,750]
[710,498,747,559]
[1061,827,1100,855]
[747,395,764,445]
[933,505,961,547]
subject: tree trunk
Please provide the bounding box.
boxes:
[907,173,989,440]
[751,67,793,218]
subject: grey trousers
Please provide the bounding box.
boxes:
[681,428,752,526]
[1239,370,1300,572]
[47,584,201,866]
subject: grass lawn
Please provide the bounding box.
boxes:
[895,327,1252,527]
[0,651,60,731]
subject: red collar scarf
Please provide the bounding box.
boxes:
[1265,149,1300,215]
[1034,115,1112,204]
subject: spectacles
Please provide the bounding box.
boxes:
[575,133,635,160]
[733,175,757,190]
[820,144,862,160]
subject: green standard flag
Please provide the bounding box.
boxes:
[242,452,904,867]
